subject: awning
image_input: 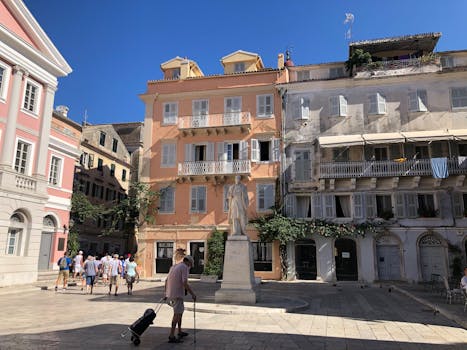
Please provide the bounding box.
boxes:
[362,133,405,144]
[318,135,364,148]
[450,129,467,140]
[401,130,451,142]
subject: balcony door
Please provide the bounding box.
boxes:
[294,150,311,181]
[224,97,242,125]
[192,99,208,127]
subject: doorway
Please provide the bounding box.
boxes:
[189,242,205,274]
[295,239,317,280]
[376,245,401,280]
[335,238,358,281]
[419,234,446,281]
[155,242,173,273]
[38,232,53,270]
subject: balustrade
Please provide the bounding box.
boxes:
[178,160,251,176]
[178,112,250,129]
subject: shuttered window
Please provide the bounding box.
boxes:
[257,184,275,211]
[369,93,386,115]
[408,90,428,112]
[159,187,175,213]
[190,186,206,213]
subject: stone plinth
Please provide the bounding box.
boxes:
[215,235,257,305]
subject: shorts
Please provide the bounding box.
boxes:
[58,270,69,281]
[74,266,82,273]
[110,275,118,284]
[86,275,96,286]
[169,298,184,314]
[126,275,136,284]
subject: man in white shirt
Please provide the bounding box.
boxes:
[108,254,122,296]
[73,251,84,280]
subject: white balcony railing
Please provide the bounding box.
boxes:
[178,160,251,176]
[178,112,251,129]
[15,174,38,191]
[319,158,467,179]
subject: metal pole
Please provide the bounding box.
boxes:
[193,300,197,344]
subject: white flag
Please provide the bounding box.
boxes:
[344,13,354,24]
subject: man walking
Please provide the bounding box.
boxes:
[165,255,196,343]
[54,251,72,291]
[108,254,122,296]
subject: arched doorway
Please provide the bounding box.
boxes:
[335,238,358,281]
[39,216,57,270]
[6,212,28,256]
[376,234,401,280]
[295,239,317,280]
[419,233,447,281]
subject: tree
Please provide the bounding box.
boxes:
[345,49,372,75]
[203,229,227,278]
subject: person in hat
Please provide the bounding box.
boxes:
[73,250,84,281]
[164,255,196,343]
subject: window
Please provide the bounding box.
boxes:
[329,67,345,79]
[14,140,32,174]
[171,68,180,79]
[296,196,312,218]
[91,183,97,197]
[224,97,242,124]
[122,169,127,182]
[451,87,467,109]
[330,95,347,117]
[296,70,310,81]
[251,138,280,162]
[97,158,103,171]
[418,194,437,217]
[159,187,175,213]
[48,156,62,185]
[257,94,273,117]
[163,102,178,124]
[441,56,454,68]
[112,138,118,152]
[297,97,310,120]
[415,145,429,159]
[257,183,275,211]
[80,152,89,167]
[105,188,111,200]
[99,132,106,146]
[252,242,272,271]
[335,195,351,218]
[6,213,25,255]
[110,164,115,176]
[192,99,208,127]
[23,80,40,114]
[161,143,176,167]
[88,154,94,168]
[376,195,393,218]
[6,229,20,255]
[408,90,428,112]
[294,150,311,181]
[374,147,388,161]
[369,93,386,114]
[234,62,245,72]
[190,186,206,213]
[0,62,10,101]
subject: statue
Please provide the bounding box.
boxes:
[227,175,249,236]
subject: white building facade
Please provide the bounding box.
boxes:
[280,33,467,283]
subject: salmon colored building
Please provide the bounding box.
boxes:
[139,51,288,280]
[0,0,72,286]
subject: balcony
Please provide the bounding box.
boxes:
[0,168,47,196]
[319,158,467,179]
[178,160,251,176]
[355,56,441,79]
[178,112,251,136]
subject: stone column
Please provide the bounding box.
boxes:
[33,84,57,178]
[0,66,28,168]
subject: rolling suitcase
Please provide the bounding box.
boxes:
[121,299,164,346]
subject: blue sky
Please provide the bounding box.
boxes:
[24,0,466,125]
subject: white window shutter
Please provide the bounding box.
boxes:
[408,92,418,111]
[339,95,347,116]
[377,93,386,114]
[452,192,463,218]
[207,143,214,161]
[285,194,296,218]
[265,95,273,115]
[257,96,265,115]
[369,94,378,114]
[198,187,206,212]
[185,144,193,162]
[366,194,377,218]
[418,90,428,111]
[353,193,364,219]
[324,194,335,218]
[300,97,310,120]
[265,184,274,209]
[313,193,323,218]
[272,138,280,161]
[330,96,339,116]
[217,142,225,161]
[406,193,418,218]
[240,141,248,160]
[251,139,259,162]
[395,193,405,218]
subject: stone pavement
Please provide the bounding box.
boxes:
[0,279,466,350]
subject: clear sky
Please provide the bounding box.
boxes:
[23,0,466,125]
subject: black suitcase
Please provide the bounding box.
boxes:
[121,301,164,346]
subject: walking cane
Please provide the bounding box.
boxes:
[193,300,197,344]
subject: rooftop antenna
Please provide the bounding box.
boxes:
[344,13,355,41]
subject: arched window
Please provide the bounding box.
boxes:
[43,216,56,232]
[6,213,26,255]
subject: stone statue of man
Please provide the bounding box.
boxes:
[227,175,249,236]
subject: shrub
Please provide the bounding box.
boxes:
[203,229,227,278]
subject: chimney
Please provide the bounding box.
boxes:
[55,105,69,118]
[180,58,190,79]
[277,53,285,69]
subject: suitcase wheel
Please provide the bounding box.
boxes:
[132,336,141,346]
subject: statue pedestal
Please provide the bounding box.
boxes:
[215,235,257,305]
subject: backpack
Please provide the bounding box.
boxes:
[59,257,68,269]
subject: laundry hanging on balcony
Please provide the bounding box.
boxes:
[430,157,448,178]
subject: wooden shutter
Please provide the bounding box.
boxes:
[285,194,296,218]
[217,142,225,161]
[264,184,274,209]
[369,94,378,114]
[390,144,402,159]
[330,96,339,116]
[339,95,347,116]
[418,90,428,111]
[366,194,377,219]
[395,193,405,218]
[353,193,364,219]
[408,92,418,112]
[313,193,323,218]
[251,139,259,162]
[452,192,463,218]
[207,143,214,161]
[406,193,418,218]
[190,187,198,211]
[240,141,248,160]
[198,187,206,212]
[272,138,280,161]
[324,194,335,218]
[257,95,265,116]
[185,144,193,162]
[300,97,310,119]
[377,93,386,114]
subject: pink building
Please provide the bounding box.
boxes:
[0,0,72,286]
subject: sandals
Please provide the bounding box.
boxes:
[178,332,189,337]
[168,336,183,343]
